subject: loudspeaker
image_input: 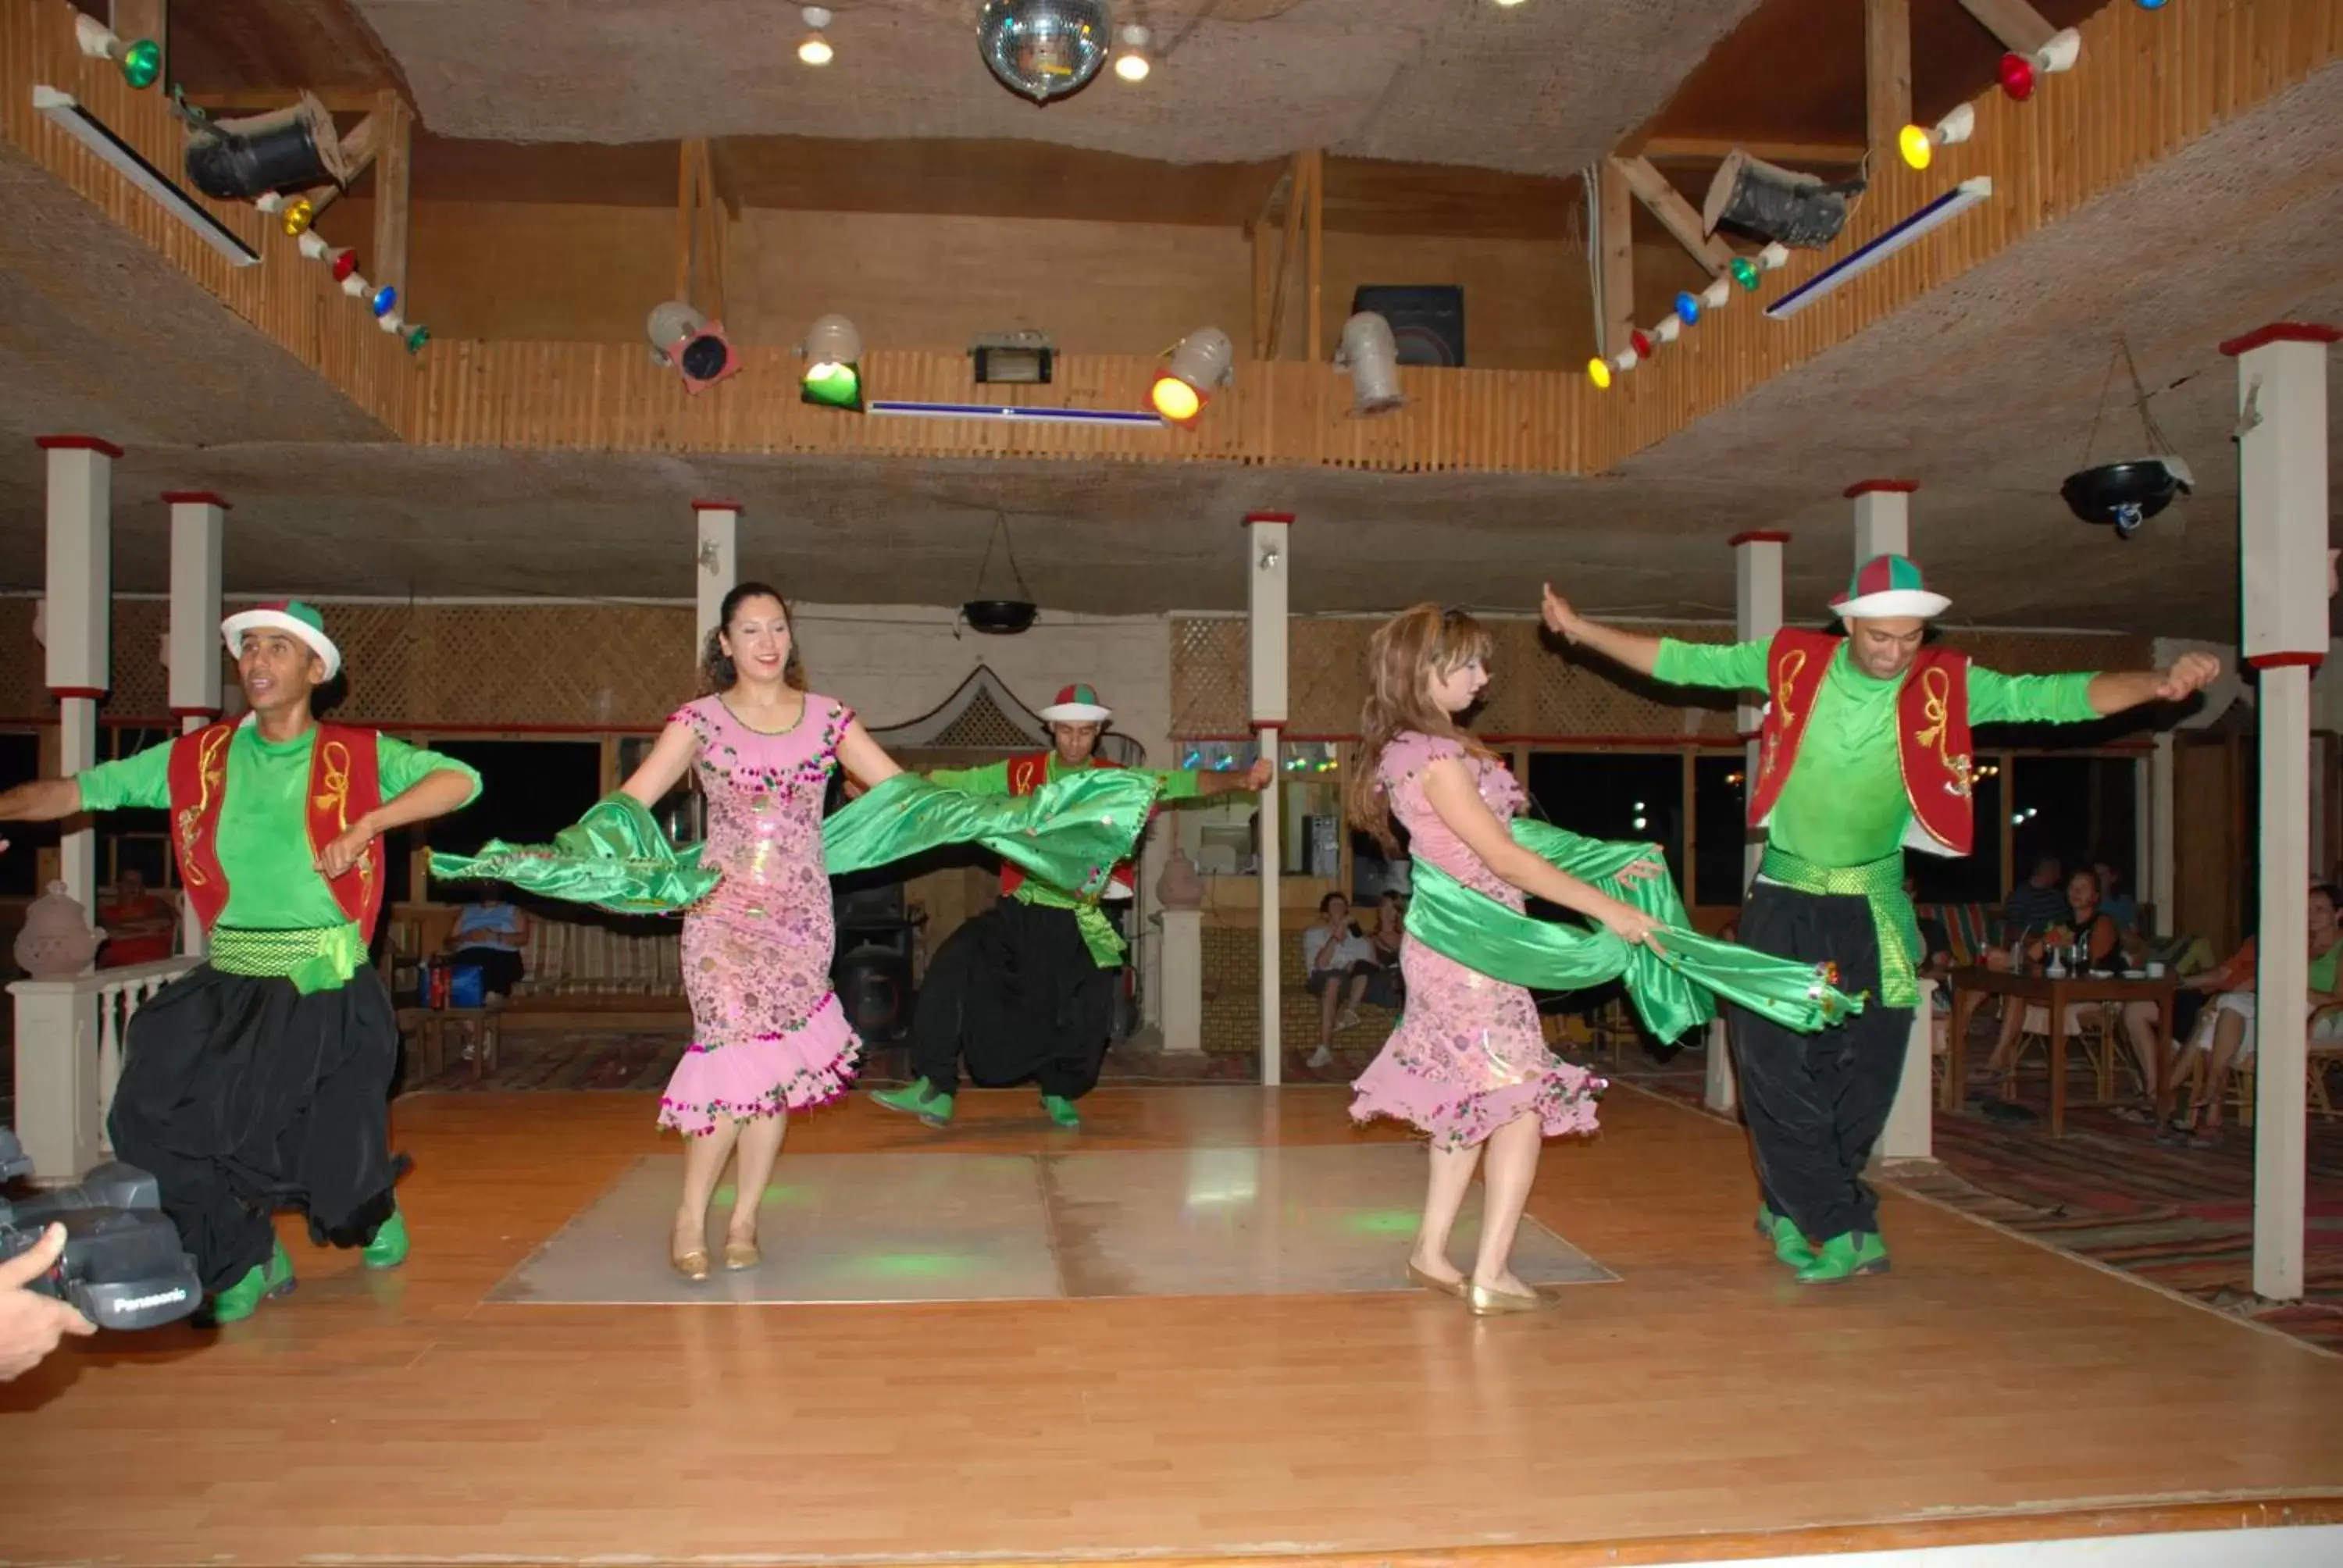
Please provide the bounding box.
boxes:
[1349,286,1464,368]
[834,944,912,1042]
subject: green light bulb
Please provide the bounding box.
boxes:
[404,324,430,354]
[800,361,861,411]
[1730,255,1760,291]
[119,38,162,90]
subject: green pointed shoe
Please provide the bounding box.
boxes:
[1851,1230,1891,1276]
[872,1078,954,1127]
[212,1239,296,1323]
[1040,1093,1081,1129]
[1794,1232,1864,1285]
[362,1207,409,1271]
[1759,1207,1817,1269]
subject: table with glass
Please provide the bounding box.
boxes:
[1942,965,2177,1136]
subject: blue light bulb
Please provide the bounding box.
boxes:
[1674,290,1700,326]
[369,284,397,318]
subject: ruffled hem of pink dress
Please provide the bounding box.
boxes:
[1349,1053,1605,1151]
[658,992,862,1137]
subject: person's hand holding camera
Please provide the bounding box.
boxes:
[0,1223,97,1379]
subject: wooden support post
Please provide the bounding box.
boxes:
[1246,511,1293,1087]
[1610,155,1734,276]
[1956,0,2058,57]
[1866,0,1913,157]
[37,436,118,915]
[1303,148,1324,364]
[1263,153,1312,362]
[1597,159,1635,358]
[1248,166,1290,359]
[370,90,412,308]
[675,137,703,308]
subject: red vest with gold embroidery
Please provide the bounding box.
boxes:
[166,722,389,936]
[1749,629,1976,856]
[999,750,1138,898]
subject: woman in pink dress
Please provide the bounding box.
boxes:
[618,582,906,1281]
[1346,605,1664,1316]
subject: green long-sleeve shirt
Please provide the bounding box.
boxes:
[1653,637,2101,867]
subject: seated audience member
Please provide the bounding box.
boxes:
[2113,934,2252,1125]
[1996,853,2068,954]
[1366,890,1407,1009]
[1301,892,1378,1069]
[2092,859,2141,933]
[99,868,176,968]
[1984,868,2120,1080]
[444,889,530,1002]
[2163,885,2343,1148]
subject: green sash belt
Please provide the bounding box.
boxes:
[209,924,369,995]
[1405,821,1863,1041]
[428,771,1164,943]
[1757,844,1920,1009]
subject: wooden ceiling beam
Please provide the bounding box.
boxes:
[180,87,389,114]
[1641,137,1869,167]
[1865,0,1913,158]
[1608,155,1734,277]
[1957,0,2059,58]
[1596,158,1634,357]
[371,90,413,305]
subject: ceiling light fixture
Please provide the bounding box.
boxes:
[1333,312,1405,417]
[31,87,256,265]
[1898,102,1976,170]
[801,313,865,411]
[799,7,834,65]
[1114,24,1150,81]
[1702,150,1861,249]
[978,0,1111,105]
[647,301,743,393]
[1150,327,1234,426]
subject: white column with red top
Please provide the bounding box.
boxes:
[166,490,227,957]
[694,501,739,664]
[40,435,117,915]
[1248,511,1290,1087]
[2224,320,2338,1303]
[1714,531,1788,1114]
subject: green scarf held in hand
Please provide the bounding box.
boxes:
[429,768,1166,918]
[1401,819,1863,1041]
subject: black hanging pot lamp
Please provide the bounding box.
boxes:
[2061,339,2194,542]
[961,514,1039,636]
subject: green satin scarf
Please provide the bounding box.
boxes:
[1402,820,1863,1042]
[428,769,1164,919]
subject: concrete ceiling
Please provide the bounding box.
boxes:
[350,0,1765,178]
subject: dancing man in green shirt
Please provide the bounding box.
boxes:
[872,682,1269,1129]
[0,602,480,1321]
[1540,557,2218,1282]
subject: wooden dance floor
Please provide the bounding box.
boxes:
[6,1082,2343,1565]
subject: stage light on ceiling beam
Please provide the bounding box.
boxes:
[1150,326,1233,426]
[1763,178,1993,319]
[1114,25,1150,81]
[30,87,257,266]
[1898,103,1976,171]
[73,13,161,90]
[1334,312,1404,417]
[648,300,743,394]
[183,93,353,202]
[971,331,1055,384]
[798,6,834,65]
[1701,149,1861,250]
[801,313,865,410]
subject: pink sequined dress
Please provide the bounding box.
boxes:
[658,693,861,1136]
[1350,732,1603,1150]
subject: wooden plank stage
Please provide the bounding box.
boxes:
[4,1082,2341,1564]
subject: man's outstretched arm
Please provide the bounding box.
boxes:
[1542,582,1768,692]
[0,778,83,826]
[1968,652,2223,726]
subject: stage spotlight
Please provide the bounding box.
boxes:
[799,6,834,64]
[1898,103,1976,170]
[183,92,353,202]
[1334,312,1404,417]
[1114,25,1150,81]
[1701,150,1862,249]
[801,314,865,410]
[646,301,742,394]
[1150,327,1234,425]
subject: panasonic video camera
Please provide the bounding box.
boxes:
[0,1128,203,1330]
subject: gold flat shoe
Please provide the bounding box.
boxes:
[723,1238,760,1271]
[1406,1262,1467,1299]
[1466,1281,1551,1316]
[672,1246,711,1282]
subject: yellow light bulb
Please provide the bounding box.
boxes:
[1585,357,1612,390]
[1897,123,1934,169]
[1150,375,1202,423]
[798,34,833,65]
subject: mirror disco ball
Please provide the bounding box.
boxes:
[978,0,1112,105]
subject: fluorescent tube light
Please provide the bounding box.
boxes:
[1763,178,1992,320]
[31,85,259,266]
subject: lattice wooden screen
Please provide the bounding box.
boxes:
[934,689,1038,750]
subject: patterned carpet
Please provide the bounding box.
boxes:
[1614,1053,2343,1356]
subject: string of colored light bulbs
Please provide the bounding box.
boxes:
[1583,8,2152,391]
[71,14,430,357]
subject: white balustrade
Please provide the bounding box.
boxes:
[9,957,197,1181]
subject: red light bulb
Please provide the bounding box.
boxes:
[332,249,359,281]
[1999,51,2035,100]
[1630,329,1653,358]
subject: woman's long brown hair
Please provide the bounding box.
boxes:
[1345,604,1499,853]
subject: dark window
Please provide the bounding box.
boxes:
[423,739,602,898]
[0,732,51,896]
[1692,754,1752,907]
